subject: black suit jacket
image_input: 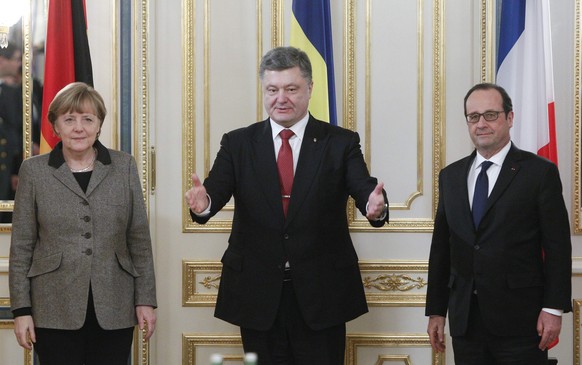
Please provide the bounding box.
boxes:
[192,115,388,331]
[425,144,571,337]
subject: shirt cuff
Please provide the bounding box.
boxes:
[366,202,387,221]
[542,308,563,316]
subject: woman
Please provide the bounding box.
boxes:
[9,82,157,365]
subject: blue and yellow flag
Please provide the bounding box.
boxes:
[290,0,337,125]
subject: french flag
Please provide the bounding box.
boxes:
[496,0,558,165]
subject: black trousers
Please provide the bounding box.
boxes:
[240,281,346,365]
[34,292,134,365]
[452,294,548,365]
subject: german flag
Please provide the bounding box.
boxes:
[40,0,93,153]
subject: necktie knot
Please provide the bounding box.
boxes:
[280,129,294,141]
[480,160,493,173]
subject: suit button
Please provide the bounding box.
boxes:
[284,234,289,239]
[474,245,480,250]
[82,216,91,222]
[84,249,93,255]
[83,232,92,239]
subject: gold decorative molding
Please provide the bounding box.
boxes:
[182,334,242,365]
[133,0,151,362]
[183,261,222,306]
[183,260,428,307]
[22,0,32,162]
[363,274,426,292]
[574,299,581,364]
[345,334,445,365]
[134,0,151,215]
[360,261,428,307]
[374,355,412,365]
[481,0,496,82]
[574,0,582,233]
[182,0,197,232]
[272,0,283,48]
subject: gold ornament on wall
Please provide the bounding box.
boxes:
[363,273,427,292]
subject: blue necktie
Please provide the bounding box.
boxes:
[472,161,493,228]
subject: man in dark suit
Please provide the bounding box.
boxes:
[185,46,389,364]
[425,83,572,365]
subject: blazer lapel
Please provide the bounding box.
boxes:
[285,117,326,224]
[483,145,521,215]
[85,162,111,197]
[52,165,87,198]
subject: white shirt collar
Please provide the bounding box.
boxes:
[270,113,309,141]
[474,141,512,169]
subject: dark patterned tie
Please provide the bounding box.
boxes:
[472,161,493,228]
[277,129,295,217]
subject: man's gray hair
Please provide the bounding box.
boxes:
[259,46,312,83]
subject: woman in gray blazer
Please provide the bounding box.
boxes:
[9,82,157,365]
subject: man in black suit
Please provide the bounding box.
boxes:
[185,46,388,364]
[425,83,572,364]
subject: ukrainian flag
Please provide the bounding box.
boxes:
[290,0,337,125]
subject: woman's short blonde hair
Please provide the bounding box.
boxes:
[47,82,107,128]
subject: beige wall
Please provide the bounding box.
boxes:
[1,1,582,364]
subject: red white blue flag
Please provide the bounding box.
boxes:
[496,0,557,165]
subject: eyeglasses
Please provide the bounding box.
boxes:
[465,111,506,124]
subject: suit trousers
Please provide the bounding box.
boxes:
[452,293,548,365]
[240,280,346,365]
[34,290,134,365]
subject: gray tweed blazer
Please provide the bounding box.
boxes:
[9,141,157,330]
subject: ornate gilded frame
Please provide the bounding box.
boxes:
[182,0,446,233]
[574,299,581,364]
[345,334,445,365]
[182,260,428,307]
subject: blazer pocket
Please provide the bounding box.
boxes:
[221,250,243,272]
[27,252,62,277]
[506,272,544,289]
[115,251,141,277]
